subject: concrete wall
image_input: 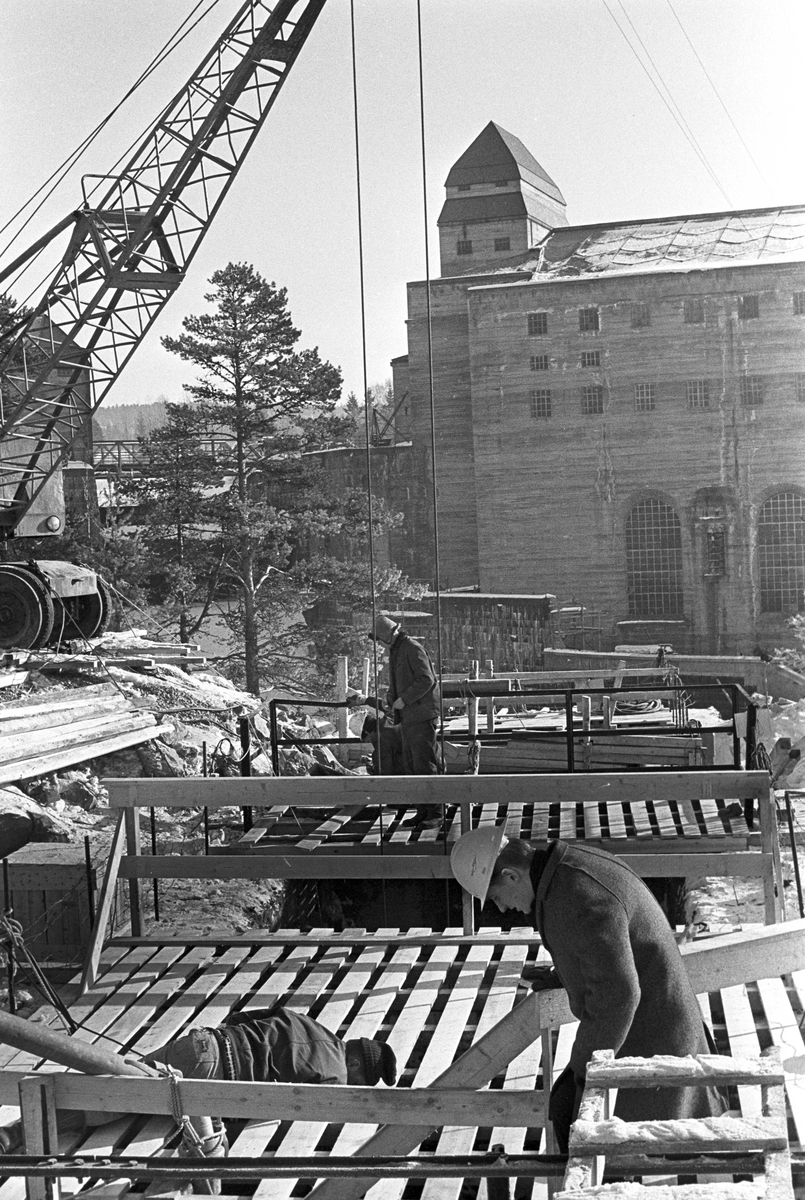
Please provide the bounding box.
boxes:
[465,261,805,653]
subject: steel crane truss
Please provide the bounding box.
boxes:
[0,0,325,533]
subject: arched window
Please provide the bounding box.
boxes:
[626,499,684,617]
[758,492,805,613]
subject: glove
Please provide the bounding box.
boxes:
[548,1065,584,1154]
[520,965,560,992]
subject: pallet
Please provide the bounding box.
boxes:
[0,925,803,1199]
[559,1046,793,1199]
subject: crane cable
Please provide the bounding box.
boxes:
[416,0,448,815]
[0,0,223,275]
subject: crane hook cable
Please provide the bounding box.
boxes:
[0,0,223,272]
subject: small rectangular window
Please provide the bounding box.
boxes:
[580,351,600,368]
[579,307,600,333]
[684,298,704,324]
[457,184,470,192]
[797,373,805,403]
[634,383,656,412]
[581,385,604,415]
[494,237,511,251]
[686,379,710,410]
[794,291,805,315]
[527,312,548,336]
[631,302,651,328]
[530,355,550,371]
[530,389,551,419]
[456,239,473,256]
[739,294,759,319]
[705,529,726,575]
[495,180,510,188]
[740,374,764,405]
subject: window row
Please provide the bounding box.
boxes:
[526,292,805,336]
[626,493,805,618]
[527,375,801,417]
[456,236,511,256]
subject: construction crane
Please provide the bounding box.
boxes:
[0,0,325,650]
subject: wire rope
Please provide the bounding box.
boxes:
[415,0,447,788]
[665,0,775,200]
[0,0,222,267]
[602,0,736,209]
[348,0,383,779]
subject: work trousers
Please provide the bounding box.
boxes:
[400,718,441,775]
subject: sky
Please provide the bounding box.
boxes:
[1,0,804,408]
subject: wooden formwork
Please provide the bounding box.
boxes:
[559,1047,793,1199]
[0,922,803,1200]
[99,771,785,939]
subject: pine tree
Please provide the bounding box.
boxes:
[154,263,348,693]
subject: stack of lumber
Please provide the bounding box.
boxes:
[0,683,173,785]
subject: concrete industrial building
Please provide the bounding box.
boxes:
[393,122,805,657]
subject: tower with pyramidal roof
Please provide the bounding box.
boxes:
[437,121,568,276]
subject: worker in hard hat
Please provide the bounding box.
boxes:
[450,827,724,1152]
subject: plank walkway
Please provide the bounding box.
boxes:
[226,793,753,857]
[0,930,803,1199]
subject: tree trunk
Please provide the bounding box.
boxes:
[242,537,261,695]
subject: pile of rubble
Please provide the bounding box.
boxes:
[0,631,357,935]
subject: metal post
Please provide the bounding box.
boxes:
[150,808,160,922]
[785,792,804,918]
[564,693,575,772]
[269,700,281,776]
[732,685,742,770]
[83,836,95,927]
[124,808,142,938]
[336,656,349,763]
[239,715,253,832]
[2,859,15,1015]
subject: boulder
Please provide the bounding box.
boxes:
[0,787,73,858]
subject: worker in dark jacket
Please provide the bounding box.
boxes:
[451,829,723,1152]
[0,1007,396,1174]
[368,614,442,825]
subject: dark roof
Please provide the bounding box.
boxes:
[495,205,805,281]
[438,192,528,227]
[445,122,565,204]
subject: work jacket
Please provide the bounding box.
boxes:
[387,631,439,724]
[214,1007,347,1084]
[531,840,723,1121]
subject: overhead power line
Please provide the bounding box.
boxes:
[602,0,735,210]
[665,0,775,201]
[0,0,223,274]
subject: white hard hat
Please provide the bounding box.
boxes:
[450,826,509,904]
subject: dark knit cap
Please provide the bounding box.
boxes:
[347,1037,397,1086]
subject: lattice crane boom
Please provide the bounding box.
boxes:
[0,0,325,539]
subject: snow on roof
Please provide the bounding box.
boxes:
[506,206,805,283]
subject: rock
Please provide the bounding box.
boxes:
[0,787,74,856]
[29,807,74,844]
[58,771,103,811]
[136,740,186,778]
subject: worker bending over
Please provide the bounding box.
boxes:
[451,829,723,1152]
[0,1006,396,1167]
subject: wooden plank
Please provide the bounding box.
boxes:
[79,811,127,995]
[3,722,174,786]
[604,802,627,839]
[569,1113,786,1153]
[628,800,653,839]
[0,1072,550,1126]
[756,975,805,1146]
[652,799,677,838]
[582,802,601,841]
[699,796,727,837]
[105,771,771,810]
[720,983,763,1117]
